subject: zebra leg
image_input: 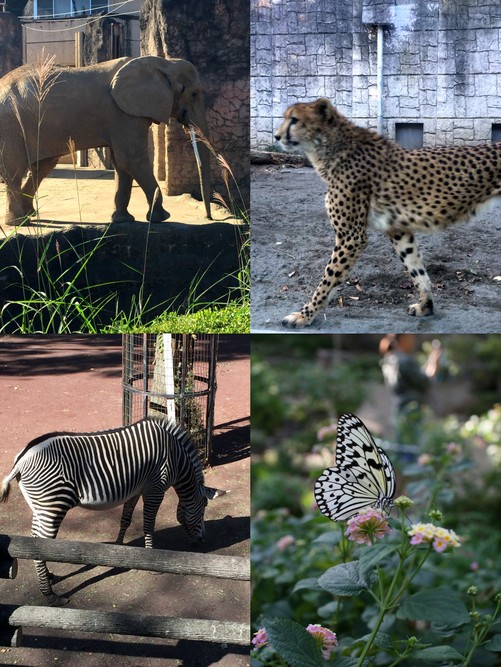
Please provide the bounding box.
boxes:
[116,495,141,544]
[142,491,165,548]
[31,513,69,607]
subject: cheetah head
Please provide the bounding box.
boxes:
[275,98,337,153]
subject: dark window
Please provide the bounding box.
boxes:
[491,124,501,143]
[395,123,424,149]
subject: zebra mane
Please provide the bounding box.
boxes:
[146,417,205,486]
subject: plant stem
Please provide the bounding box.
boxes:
[355,555,405,667]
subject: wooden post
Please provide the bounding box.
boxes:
[0,605,249,646]
[0,534,250,580]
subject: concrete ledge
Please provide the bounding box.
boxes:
[0,169,245,329]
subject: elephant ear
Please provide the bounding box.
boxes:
[110,56,175,124]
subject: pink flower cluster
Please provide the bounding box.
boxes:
[408,523,461,552]
[306,624,338,660]
[251,627,268,648]
[345,508,392,545]
[317,423,337,442]
[276,534,295,551]
[251,624,338,660]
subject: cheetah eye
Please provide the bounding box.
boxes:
[289,117,298,125]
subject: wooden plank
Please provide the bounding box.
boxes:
[1,605,249,646]
[0,535,250,581]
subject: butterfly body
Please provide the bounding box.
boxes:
[314,414,396,522]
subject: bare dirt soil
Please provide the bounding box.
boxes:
[251,165,501,333]
[0,335,250,667]
[0,167,236,232]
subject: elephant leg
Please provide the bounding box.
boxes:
[5,172,27,227]
[132,166,170,223]
[112,145,170,223]
[111,167,135,223]
[21,157,60,217]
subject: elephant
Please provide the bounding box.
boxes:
[0,56,212,226]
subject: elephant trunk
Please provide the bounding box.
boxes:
[189,125,212,220]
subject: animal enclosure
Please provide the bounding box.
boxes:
[122,334,218,462]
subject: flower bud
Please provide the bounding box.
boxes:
[428,509,443,522]
[394,495,413,509]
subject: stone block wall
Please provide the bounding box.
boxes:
[251,0,501,148]
[141,0,250,206]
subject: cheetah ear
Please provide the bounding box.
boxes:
[314,98,334,123]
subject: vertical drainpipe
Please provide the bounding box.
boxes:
[376,24,384,134]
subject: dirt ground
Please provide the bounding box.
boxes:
[0,167,237,232]
[0,335,250,667]
[251,165,501,333]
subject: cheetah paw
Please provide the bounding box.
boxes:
[282,312,310,328]
[408,299,434,317]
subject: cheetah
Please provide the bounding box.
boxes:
[275,98,501,328]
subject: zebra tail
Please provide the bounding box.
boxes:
[0,469,17,503]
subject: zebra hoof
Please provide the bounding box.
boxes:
[46,593,69,607]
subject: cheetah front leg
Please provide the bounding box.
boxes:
[388,231,433,316]
[282,231,367,328]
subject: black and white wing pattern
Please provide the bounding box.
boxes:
[314,413,396,522]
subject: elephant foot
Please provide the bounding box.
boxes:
[148,207,170,223]
[5,214,26,227]
[111,211,135,223]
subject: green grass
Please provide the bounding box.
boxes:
[107,302,249,333]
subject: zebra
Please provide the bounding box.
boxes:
[0,418,224,606]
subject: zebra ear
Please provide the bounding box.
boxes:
[203,486,227,500]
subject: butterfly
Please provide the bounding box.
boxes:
[314,413,396,522]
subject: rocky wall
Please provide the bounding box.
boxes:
[251,0,501,148]
[141,0,250,209]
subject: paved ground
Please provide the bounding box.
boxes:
[0,335,250,667]
[251,165,501,333]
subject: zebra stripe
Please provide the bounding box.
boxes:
[0,418,222,605]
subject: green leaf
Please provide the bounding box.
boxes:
[358,543,398,575]
[412,646,464,662]
[335,658,359,666]
[397,587,470,625]
[358,631,394,650]
[432,620,467,637]
[317,600,338,617]
[313,531,342,545]
[484,634,501,651]
[264,617,326,667]
[292,577,322,593]
[319,561,372,596]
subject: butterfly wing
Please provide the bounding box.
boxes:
[314,414,396,522]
